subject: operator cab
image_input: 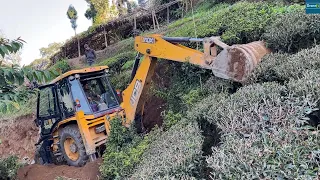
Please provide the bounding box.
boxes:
[35,67,121,136]
[70,69,121,116]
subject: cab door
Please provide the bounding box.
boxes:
[36,84,61,135]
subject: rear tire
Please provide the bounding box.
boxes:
[59,124,88,167]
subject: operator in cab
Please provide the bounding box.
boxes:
[82,81,100,112]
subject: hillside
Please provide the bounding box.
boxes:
[2,0,320,179]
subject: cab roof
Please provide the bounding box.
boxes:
[49,66,109,84]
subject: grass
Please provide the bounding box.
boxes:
[0,94,36,121]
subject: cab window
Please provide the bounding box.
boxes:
[37,86,59,135]
[80,76,119,113]
[57,80,75,118]
[69,79,92,114]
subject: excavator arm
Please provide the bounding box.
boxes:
[120,34,270,126]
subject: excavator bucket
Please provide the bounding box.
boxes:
[210,40,271,82]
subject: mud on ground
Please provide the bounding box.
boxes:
[17,159,102,180]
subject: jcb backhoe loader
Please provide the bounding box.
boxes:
[33,34,270,166]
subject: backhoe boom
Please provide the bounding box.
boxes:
[120,34,270,127]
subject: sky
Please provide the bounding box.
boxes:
[0,0,92,66]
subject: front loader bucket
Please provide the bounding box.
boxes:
[211,41,271,82]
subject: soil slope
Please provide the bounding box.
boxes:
[0,114,38,164]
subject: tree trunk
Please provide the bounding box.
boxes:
[152,10,156,30]
[103,26,108,48]
[75,30,81,58]
[167,6,170,24]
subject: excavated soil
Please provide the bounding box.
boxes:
[0,114,38,164]
[143,94,166,132]
[17,159,102,180]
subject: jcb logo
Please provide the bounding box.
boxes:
[142,37,155,44]
[130,80,142,106]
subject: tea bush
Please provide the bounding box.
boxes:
[48,59,71,74]
[0,156,21,180]
[100,118,159,179]
[109,70,131,90]
[263,11,320,53]
[248,45,320,84]
[97,51,136,74]
[130,121,204,179]
[168,2,303,45]
[188,70,320,179]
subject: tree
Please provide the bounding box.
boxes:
[67,5,81,58]
[0,37,59,113]
[84,0,120,25]
[0,33,22,65]
[29,42,63,70]
[85,3,98,24]
[40,42,63,58]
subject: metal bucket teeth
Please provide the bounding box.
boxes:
[211,41,271,82]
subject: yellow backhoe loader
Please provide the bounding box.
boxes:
[33,34,270,166]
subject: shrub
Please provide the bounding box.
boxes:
[0,156,21,180]
[48,59,71,74]
[204,76,242,94]
[109,70,131,90]
[121,60,134,71]
[130,121,204,179]
[162,110,183,130]
[168,2,303,45]
[97,51,136,74]
[247,45,320,84]
[263,10,320,53]
[188,69,320,179]
[99,118,157,179]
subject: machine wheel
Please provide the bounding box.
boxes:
[59,124,88,167]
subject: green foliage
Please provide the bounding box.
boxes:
[48,59,71,74]
[109,70,131,90]
[188,69,320,179]
[67,5,78,30]
[121,60,134,71]
[263,10,320,53]
[162,110,183,130]
[248,45,320,84]
[168,2,303,45]
[130,121,204,179]
[0,64,59,113]
[30,42,63,70]
[97,51,136,74]
[167,3,229,31]
[151,61,211,113]
[0,37,25,58]
[100,118,156,179]
[0,156,22,180]
[0,35,59,114]
[85,0,119,25]
[0,94,37,120]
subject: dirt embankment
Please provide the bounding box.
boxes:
[17,159,102,180]
[0,114,38,164]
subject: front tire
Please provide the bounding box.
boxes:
[59,124,88,167]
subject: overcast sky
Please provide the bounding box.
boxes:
[0,0,92,66]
